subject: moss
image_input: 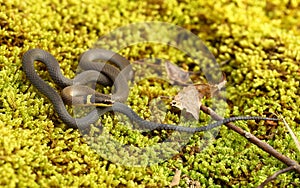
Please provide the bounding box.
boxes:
[1,0,300,187]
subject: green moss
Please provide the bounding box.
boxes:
[1,0,300,187]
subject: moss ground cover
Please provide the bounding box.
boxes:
[0,0,300,187]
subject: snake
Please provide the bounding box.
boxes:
[22,48,279,132]
[22,48,131,129]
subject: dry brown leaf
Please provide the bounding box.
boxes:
[165,61,190,85]
[171,85,200,120]
[182,176,201,188]
[194,83,212,98]
[170,169,181,187]
[195,73,226,98]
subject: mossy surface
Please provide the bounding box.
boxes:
[0,0,300,187]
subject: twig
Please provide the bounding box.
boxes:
[257,166,295,188]
[200,105,300,175]
[282,117,300,153]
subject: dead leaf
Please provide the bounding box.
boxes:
[171,85,200,120]
[195,73,226,98]
[170,169,181,187]
[182,176,201,188]
[194,84,212,99]
[165,61,190,85]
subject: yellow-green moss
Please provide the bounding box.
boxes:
[1,0,300,187]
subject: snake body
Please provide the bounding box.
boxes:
[22,48,131,129]
[22,48,279,132]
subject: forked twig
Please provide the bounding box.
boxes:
[257,166,296,188]
[199,105,300,185]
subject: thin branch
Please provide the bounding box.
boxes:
[282,117,300,153]
[257,166,295,188]
[200,105,300,174]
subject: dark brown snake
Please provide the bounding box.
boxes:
[22,48,279,131]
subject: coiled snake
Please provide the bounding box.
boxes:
[22,48,278,131]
